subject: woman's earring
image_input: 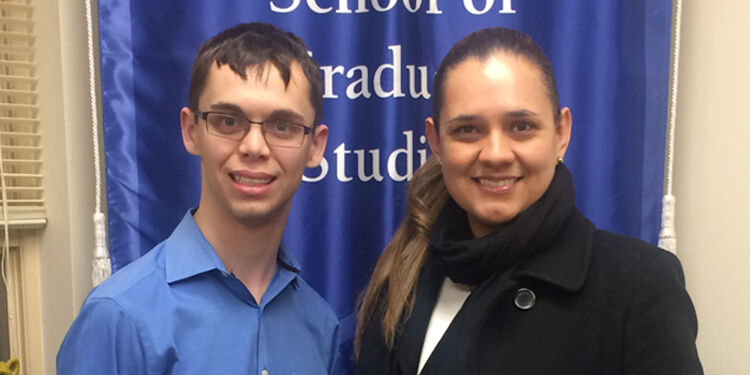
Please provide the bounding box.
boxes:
[557,157,564,164]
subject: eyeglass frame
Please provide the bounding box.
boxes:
[193,110,315,148]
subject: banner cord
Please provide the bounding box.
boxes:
[86,0,111,285]
[658,0,683,253]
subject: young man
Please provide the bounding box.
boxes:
[57,23,337,374]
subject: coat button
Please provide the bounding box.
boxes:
[514,288,536,310]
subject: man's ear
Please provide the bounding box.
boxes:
[425,117,442,162]
[181,107,200,156]
[556,107,572,159]
[306,124,329,168]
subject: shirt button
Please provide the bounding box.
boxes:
[261,370,268,375]
[514,288,536,310]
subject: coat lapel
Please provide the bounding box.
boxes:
[515,208,596,293]
[396,259,445,374]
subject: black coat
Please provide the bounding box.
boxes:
[357,209,702,374]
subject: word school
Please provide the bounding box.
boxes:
[270,0,516,15]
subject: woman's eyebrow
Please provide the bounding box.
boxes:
[446,114,481,124]
[504,109,540,119]
[445,110,541,125]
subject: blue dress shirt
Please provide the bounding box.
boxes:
[57,211,340,374]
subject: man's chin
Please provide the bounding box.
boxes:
[231,200,292,225]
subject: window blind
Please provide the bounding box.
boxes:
[0,0,45,228]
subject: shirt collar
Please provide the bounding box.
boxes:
[277,241,301,274]
[514,208,595,293]
[164,210,301,284]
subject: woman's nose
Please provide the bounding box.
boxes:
[478,131,513,165]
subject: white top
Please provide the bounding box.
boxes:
[417,277,472,374]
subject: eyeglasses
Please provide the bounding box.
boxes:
[194,111,314,148]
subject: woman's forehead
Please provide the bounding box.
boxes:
[449,52,542,80]
[442,54,549,106]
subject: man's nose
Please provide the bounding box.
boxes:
[237,123,271,157]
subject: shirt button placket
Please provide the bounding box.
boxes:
[257,305,267,375]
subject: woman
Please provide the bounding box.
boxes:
[355,27,702,374]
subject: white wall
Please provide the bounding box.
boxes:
[675,0,750,373]
[34,0,750,373]
[36,0,96,373]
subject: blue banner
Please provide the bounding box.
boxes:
[99,0,672,367]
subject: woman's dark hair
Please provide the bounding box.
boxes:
[432,27,561,127]
[188,22,323,126]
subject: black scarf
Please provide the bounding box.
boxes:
[429,163,575,285]
[392,164,576,375]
